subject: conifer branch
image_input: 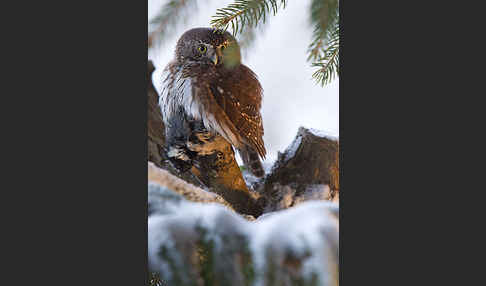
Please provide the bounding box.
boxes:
[210,0,287,36]
[311,25,339,86]
[307,0,338,61]
[308,0,339,86]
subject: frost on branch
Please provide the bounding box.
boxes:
[148,177,339,286]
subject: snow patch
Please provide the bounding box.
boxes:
[261,160,275,175]
[282,135,302,162]
[307,128,339,142]
[251,201,339,286]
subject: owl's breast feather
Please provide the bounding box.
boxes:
[159,65,202,125]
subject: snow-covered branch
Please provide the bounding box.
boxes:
[148,178,339,285]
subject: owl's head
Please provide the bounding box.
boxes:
[175,27,241,69]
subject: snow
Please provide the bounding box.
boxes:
[240,159,276,191]
[251,201,339,286]
[242,169,262,190]
[283,135,302,163]
[261,160,275,175]
[307,127,339,142]
[148,183,184,216]
[148,183,339,285]
[148,192,250,284]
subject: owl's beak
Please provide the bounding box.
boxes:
[211,52,218,65]
[211,47,224,65]
[216,47,223,64]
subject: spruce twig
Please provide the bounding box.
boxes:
[210,0,287,37]
[311,27,339,86]
[307,0,339,86]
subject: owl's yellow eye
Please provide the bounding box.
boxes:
[198,45,207,54]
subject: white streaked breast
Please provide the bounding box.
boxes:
[159,65,202,128]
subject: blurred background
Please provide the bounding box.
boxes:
[148,0,339,164]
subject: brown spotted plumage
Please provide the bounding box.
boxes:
[159,27,266,177]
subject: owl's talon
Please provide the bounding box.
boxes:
[169,158,193,174]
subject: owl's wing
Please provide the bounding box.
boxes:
[210,65,266,159]
[193,82,245,150]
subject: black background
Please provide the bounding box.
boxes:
[0,0,480,284]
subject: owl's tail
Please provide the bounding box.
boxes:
[239,146,265,178]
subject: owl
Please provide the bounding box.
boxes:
[159,27,266,178]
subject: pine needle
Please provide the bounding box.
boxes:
[307,0,339,86]
[210,0,287,37]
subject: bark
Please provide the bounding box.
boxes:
[260,127,339,211]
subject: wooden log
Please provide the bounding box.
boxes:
[262,127,339,210]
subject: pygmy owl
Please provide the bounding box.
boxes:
[159,27,266,178]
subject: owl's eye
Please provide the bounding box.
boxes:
[198,45,207,54]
